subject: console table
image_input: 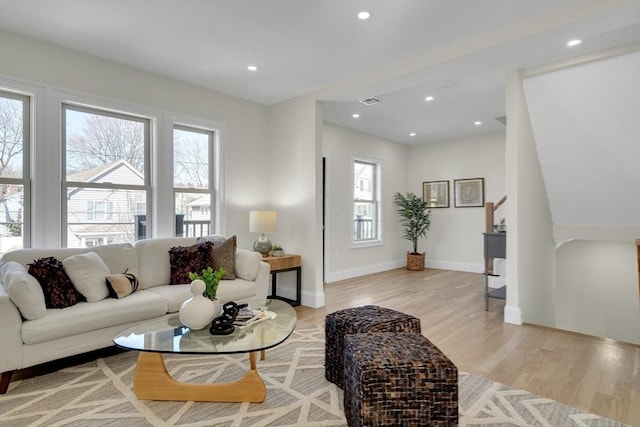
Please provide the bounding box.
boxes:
[483,232,506,310]
[263,254,302,307]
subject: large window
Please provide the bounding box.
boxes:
[63,104,150,248]
[353,158,381,243]
[173,125,213,238]
[0,90,30,253]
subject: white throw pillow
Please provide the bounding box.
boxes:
[1,261,46,320]
[63,252,111,302]
[234,249,262,281]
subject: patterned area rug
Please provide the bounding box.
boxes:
[0,323,629,426]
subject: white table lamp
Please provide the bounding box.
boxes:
[250,210,277,256]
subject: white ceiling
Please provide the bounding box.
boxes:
[0,0,638,144]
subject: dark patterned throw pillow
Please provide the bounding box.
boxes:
[168,241,214,285]
[28,257,85,309]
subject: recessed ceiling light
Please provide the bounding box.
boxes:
[352,113,360,118]
[474,121,483,126]
[357,11,370,20]
[409,133,416,137]
[247,65,258,71]
[567,39,582,47]
[425,96,434,102]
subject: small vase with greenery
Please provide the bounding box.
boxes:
[189,267,227,300]
[270,244,284,257]
[393,192,431,271]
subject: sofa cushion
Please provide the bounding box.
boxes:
[106,271,140,299]
[91,243,139,276]
[168,241,214,285]
[28,257,85,309]
[144,284,192,313]
[21,290,168,345]
[0,243,138,275]
[63,252,111,302]
[1,262,47,320]
[216,278,259,303]
[235,249,262,281]
[133,237,198,289]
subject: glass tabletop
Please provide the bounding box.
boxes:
[113,299,297,355]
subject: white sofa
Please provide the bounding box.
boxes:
[0,236,270,393]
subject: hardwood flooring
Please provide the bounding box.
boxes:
[296,268,640,426]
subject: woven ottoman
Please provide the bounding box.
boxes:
[325,305,421,388]
[343,332,458,427]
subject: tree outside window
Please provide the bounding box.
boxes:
[0,91,29,253]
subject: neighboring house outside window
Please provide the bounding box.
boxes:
[63,104,150,248]
[353,157,381,244]
[0,90,30,253]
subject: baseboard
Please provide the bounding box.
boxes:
[326,259,484,283]
[326,260,405,283]
[504,305,522,325]
[425,260,484,273]
[300,290,325,308]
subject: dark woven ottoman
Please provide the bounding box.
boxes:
[343,332,458,427]
[324,305,421,388]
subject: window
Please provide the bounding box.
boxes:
[173,125,213,238]
[63,104,150,248]
[353,158,380,243]
[87,200,113,221]
[0,90,30,253]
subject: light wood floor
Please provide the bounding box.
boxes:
[295,268,640,426]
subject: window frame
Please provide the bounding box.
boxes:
[352,156,382,247]
[172,123,216,238]
[0,89,32,251]
[61,102,152,247]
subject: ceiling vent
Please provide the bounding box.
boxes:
[359,97,381,106]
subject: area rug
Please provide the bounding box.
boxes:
[0,323,629,426]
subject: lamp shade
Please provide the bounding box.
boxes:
[249,210,277,233]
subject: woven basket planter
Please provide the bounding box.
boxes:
[406,252,425,271]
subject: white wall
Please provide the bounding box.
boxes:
[523,51,640,243]
[511,50,640,343]
[556,240,640,344]
[408,133,506,272]
[322,124,507,282]
[322,123,408,282]
[504,70,556,327]
[269,96,324,307]
[0,30,270,249]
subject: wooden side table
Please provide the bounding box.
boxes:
[262,254,302,306]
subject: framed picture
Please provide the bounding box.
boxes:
[422,180,449,208]
[454,178,484,208]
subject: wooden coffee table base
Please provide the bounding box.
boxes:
[133,351,267,402]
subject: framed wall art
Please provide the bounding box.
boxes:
[454,178,484,208]
[422,180,449,208]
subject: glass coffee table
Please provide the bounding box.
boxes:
[114,299,296,403]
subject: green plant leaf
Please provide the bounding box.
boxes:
[189,266,227,299]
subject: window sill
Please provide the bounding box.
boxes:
[352,239,383,249]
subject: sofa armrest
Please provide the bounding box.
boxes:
[254,261,270,300]
[0,283,24,373]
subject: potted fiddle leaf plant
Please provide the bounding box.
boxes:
[394,192,431,271]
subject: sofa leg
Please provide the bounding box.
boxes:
[0,371,13,394]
